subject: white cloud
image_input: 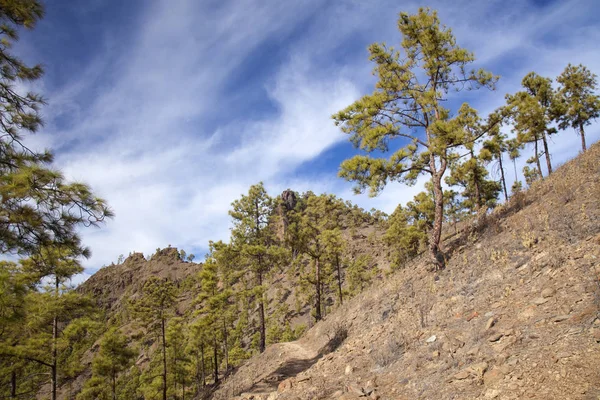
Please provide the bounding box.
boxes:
[15,0,600,277]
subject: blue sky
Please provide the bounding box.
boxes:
[14,0,600,280]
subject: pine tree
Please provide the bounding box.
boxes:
[445,104,501,212]
[292,194,345,322]
[346,255,375,295]
[321,228,346,306]
[7,247,97,400]
[131,277,176,400]
[228,183,286,353]
[81,328,136,400]
[554,64,600,152]
[482,129,510,201]
[384,204,428,268]
[0,261,32,398]
[166,318,189,400]
[506,72,557,177]
[0,0,112,258]
[333,8,496,269]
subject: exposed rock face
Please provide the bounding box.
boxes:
[78,247,201,312]
[276,189,298,242]
[281,190,297,211]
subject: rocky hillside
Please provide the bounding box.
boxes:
[213,143,600,399]
[79,247,203,313]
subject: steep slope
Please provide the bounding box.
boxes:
[213,143,600,400]
[79,247,202,313]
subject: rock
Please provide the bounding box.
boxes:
[331,390,343,398]
[484,311,494,318]
[466,311,479,321]
[518,306,536,320]
[338,394,362,400]
[267,392,278,400]
[484,389,501,399]
[553,315,570,322]
[532,297,548,305]
[432,350,440,358]
[484,367,505,386]
[469,362,489,377]
[347,383,364,396]
[485,317,496,330]
[467,345,480,356]
[453,370,470,380]
[345,365,354,375]
[280,189,297,211]
[370,393,380,400]
[277,379,293,393]
[426,335,437,343]
[541,287,556,298]
[488,332,504,342]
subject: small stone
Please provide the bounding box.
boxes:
[331,390,343,398]
[432,350,440,358]
[347,383,364,396]
[466,311,479,321]
[467,345,480,356]
[470,362,489,377]
[484,389,501,399]
[345,365,353,375]
[484,311,494,318]
[488,332,504,342]
[518,306,536,320]
[277,379,293,392]
[485,317,497,330]
[338,394,362,400]
[553,315,569,322]
[541,287,556,298]
[453,370,470,380]
[370,393,380,400]
[426,335,437,343]
[532,297,548,305]
[484,367,505,386]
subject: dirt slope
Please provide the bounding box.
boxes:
[213,143,600,400]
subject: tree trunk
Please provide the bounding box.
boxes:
[10,369,16,398]
[335,254,343,305]
[534,137,543,178]
[173,349,178,400]
[498,155,508,201]
[314,258,322,322]
[212,335,219,384]
[542,133,552,174]
[579,123,587,152]
[222,319,229,372]
[200,344,206,387]
[257,272,266,354]
[51,277,58,400]
[430,172,445,269]
[161,317,168,400]
[195,353,201,394]
[112,373,117,400]
[471,150,482,209]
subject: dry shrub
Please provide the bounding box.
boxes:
[370,337,406,368]
[322,323,348,354]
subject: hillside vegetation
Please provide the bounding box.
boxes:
[216,141,600,400]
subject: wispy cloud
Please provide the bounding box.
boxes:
[13,0,600,279]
